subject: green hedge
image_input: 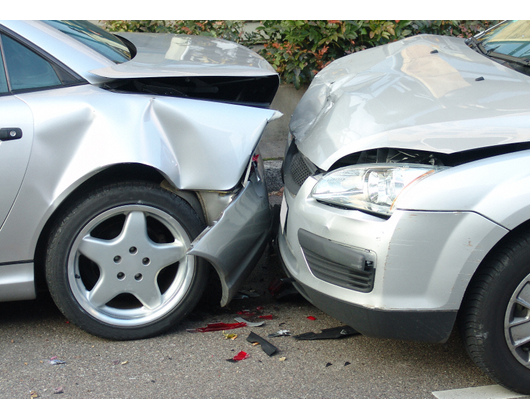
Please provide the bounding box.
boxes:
[103,20,499,88]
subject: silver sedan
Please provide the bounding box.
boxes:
[0,20,280,340]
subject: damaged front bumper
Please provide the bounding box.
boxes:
[187,162,271,306]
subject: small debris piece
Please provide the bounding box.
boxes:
[237,310,255,316]
[233,293,250,300]
[278,357,287,362]
[49,357,66,365]
[246,332,278,356]
[29,390,38,399]
[294,326,359,340]
[53,387,64,394]
[234,317,264,327]
[258,315,273,320]
[231,351,250,361]
[222,331,238,340]
[325,362,333,367]
[268,330,291,337]
[187,321,247,333]
[344,362,351,366]
[307,316,316,321]
[121,361,128,365]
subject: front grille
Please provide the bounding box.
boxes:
[290,151,312,187]
[298,229,375,293]
[283,140,318,195]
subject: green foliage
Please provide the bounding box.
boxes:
[102,20,500,88]
[103,20,254,45]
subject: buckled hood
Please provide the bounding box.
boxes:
[292,35,530,170]
[90,32,277,78]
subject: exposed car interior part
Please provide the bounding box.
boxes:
[104,75,279,108]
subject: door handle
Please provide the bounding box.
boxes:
[0,127,22,141]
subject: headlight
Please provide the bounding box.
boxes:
[311,164,445,216]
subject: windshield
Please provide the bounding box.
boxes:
[475,20,530,59]
[44,20,132,63]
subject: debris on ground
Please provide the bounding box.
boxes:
[237,309,255,316]
[306,316,317,321]
[294,326,360,340]
[246,332,278,356]
[258,314,273,320]
[53,387,64,394]
[222,331,238,340]
[29,390,38,399]
[268,330,291,337]
[278,357,287,362]
[49,356,66,365]
[187,321,247,333]
[233,317,264,327]
[325,362,333,367]
[227,351,250,362]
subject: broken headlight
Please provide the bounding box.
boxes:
[311,164,445,216]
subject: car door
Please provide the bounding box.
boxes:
[0,34,34,229]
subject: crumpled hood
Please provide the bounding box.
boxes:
[292,34,530,170]
[90,32,277,78]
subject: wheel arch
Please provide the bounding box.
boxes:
[32,163,207,295]
[458,218,530,316]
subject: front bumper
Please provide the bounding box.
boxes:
[188,164,271,306]
[278,176,508,343]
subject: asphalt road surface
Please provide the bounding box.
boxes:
[0,163,505,401]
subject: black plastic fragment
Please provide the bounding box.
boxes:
[294,326,360,340]
[247,332,278,356]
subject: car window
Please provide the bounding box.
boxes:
[44,20,131,63]
[1,34,62,91]
[0,47,8,94]
[476,20,530,59]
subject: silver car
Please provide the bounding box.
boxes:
[279,20,530,393]
[0,20,280,340]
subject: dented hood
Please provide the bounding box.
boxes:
[90,32,277,78]
[292,35,530,170]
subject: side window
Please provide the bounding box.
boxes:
[0,47,7,94]
[1,34,62,91]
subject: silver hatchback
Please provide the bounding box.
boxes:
[0,20,280,340]
[279,20,530,394]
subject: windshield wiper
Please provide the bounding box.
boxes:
[466,36,488,55]
[487,50,530,68]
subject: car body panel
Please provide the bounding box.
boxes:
[188,166,271,306]
[290,35,530,170]
[0,84,278,265]
[280,176,508,313]
[0,96,34,228]
[91,32,277,79]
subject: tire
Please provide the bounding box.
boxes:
[459,228,530,394]
[45,181,208,340]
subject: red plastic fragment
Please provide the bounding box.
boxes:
[237,310,255,316]
[190,322,247,333]
[232,351,249,361]
[258,315,273,320]
[307,316,316,321]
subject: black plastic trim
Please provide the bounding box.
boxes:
[292,280,457,343]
